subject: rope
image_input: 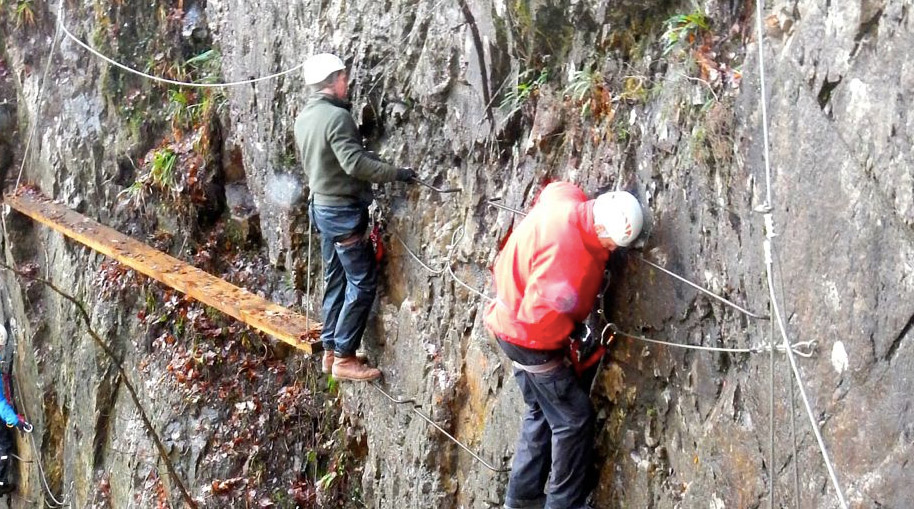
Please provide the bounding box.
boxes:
[755,0,774,207]
[774,246,802,509]
[15,0,63,190]
[305,226,313,330]
[392,232,445,275]
[635,256,769,320]
[28,432,69,507]
[446,227,494,303]
[764,239,847,507]
[370,382,509,473]
[603,323,815,357]
[58,6,304,88]
[751,0,846,504]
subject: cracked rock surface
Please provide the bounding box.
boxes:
[0,0,911,507]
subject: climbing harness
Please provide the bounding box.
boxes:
[409,176,462,194]
[567,323,605,376]
[370,382,510,473]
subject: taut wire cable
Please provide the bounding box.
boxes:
[15,0,63,190]
[370,382,509,473]
[58,6,304,88]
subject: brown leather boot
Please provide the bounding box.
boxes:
[332,356,382,381]
[321,351,334,374]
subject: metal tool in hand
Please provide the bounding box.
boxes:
[410,176,462,194]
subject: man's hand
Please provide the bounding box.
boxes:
[396,167,417,182]
[16,419,32,433]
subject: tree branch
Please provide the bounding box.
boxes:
[0,262,198,508]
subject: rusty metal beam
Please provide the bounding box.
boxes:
[5,191,321,353]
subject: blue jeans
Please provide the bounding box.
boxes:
[309,202,378,357]
[505,364,595,509]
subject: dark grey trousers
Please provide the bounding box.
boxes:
[505,364,595,509]
[309,202,377,357]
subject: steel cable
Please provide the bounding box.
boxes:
[635,256,769,320]
[58,7,305,88]
[28,432,70,508]
[753,0,847,504]
[604,323,815,357]
[370,382,509,473]
[446,227,494,303]
[392,232,445,275]
[15,0,63,190]
[764,240,847,508]
[768,302,776,509]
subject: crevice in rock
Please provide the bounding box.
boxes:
[816,76,842,110]
[884,311,914,362]
[41,389,67,498]
[457,0,494,129]
[851,8,883,58]
[91,368,121,470]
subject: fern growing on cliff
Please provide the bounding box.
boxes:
[661,10,710,55]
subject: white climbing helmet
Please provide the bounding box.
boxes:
[303,53,346,85]
[592,191,644,247]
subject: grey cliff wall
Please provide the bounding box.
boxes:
[0,0,911,507]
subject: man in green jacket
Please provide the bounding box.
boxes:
[295,53,415,381]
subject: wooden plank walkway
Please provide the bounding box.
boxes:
[5,190,321,353]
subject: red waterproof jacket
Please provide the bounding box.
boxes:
[484,182,610,351]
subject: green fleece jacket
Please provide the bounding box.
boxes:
[294,94,400,206]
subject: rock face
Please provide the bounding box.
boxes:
[0,0,912,507]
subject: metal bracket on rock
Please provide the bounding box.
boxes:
[487,199,527,216]
[411,177,462,194]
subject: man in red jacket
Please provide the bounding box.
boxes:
[485,182,644,509]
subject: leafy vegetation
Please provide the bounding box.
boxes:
[91,219,365,507]
[564,69,613,121]
[500,69,548,117]
[661,10,710,55]
[15,0,36,28]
